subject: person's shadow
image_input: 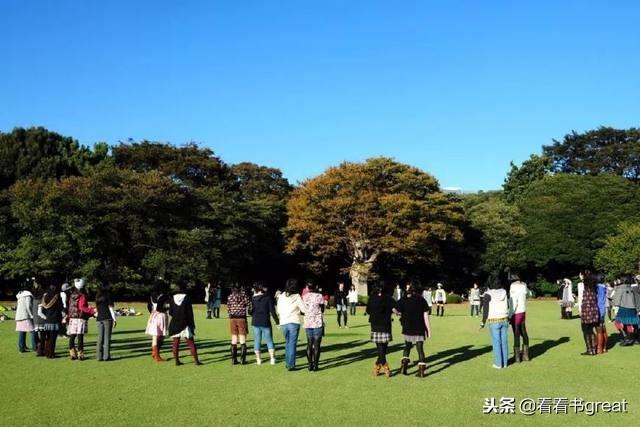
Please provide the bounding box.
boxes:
[527,336,570,358]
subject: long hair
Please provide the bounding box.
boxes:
[285,278,298,296]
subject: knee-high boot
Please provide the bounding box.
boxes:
[306,338,314,371]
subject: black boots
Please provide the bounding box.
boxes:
[514,347,521,363]
[231,344,239,365]
[206,311,212,319]
[416,363,427,378]
[240,344,247,365]
[313,338,321,371]
[522,345,530,362]
[401,357,410,375]
[306,339,314,371]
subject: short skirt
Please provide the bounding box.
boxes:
[172,326,194,339]
[145,311,168,337]
[511,312,526,326]
[16,319,34,332]
[44,323,59,332]
[68,318,88,335]
[371,331,392,343]
[403,334,425,343]
[615,307,640,325]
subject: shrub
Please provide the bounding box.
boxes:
[446,293,462,304]
[531,280,559,297]
[358,295,369,306]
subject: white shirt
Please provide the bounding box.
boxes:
[509,281,528,314]
[347,290,358,304]
[277,293,305,325]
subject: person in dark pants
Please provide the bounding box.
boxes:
[396,284,432,378]
[348,285,358,316]
[96,284,117,361]
[334,283,349,328]
[302,282,325,371]
[41,283,63,358]
[366,283,395,378]
[67,279,96,361]
[169,282,202,366]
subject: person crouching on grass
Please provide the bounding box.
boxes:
[168,282,202,366]
[67,279,96,361]
[480,274,510,369]
[302,282,325,371]
[227,285,251,365]
[366,282,395,378]
[396,284,432,378]
[251,282,279,365]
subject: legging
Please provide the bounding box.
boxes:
[403,341,425,363]
[511,322,529,349]
[375,342,388,364]
[581,323,596,350]
[69,334,84,351]
[337,310,348,327]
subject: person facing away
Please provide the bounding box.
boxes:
[251,282,279,365]
[95,283,117,362]
[481,274,511,369]
[15,282,34,353]
[396,284,432,378]
[366,283,395,378]
[302,282,325,371]
[276,279,306,371]
[168,282,202,366]
[227,285,252,365]
[508,275,530,362]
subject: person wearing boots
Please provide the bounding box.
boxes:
[168,282,202,366]
[434,283,446,317]
[31,283,46,357]
[557,279,575,319]
[579,271,599,356]
[251,282,279,365]
[95,283,117,362]
[212,285,222,319]
[67,279,96,361]
[146,280,170,362]
[612,276,640,346]
[396,284,432,378]
[227,285,251,365]
[15,282,34,353]
[302,282,325,371]
[595,274,609,353]
[41,283,63,359]
[480,274,510,369]
[366,282,395,378]
[509,275,530,363]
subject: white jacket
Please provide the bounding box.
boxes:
[509,281,528,315]
[486,289,510,320]
[15,290,33,321]
[347,290,358,304]
[277,293,305,325]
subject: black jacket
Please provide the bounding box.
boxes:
[251,294,279,327]
[396,295,428,336]
[334,289,349,307]
[41,292,63,324]
[168,294,195,336]
[366,293,394,333]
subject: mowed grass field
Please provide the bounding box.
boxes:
[0,299,637,426]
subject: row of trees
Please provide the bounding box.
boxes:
[1,126,639,296]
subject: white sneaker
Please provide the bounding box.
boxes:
[270,358,276,365]
[256,358,262,365]
[492,364,502,369]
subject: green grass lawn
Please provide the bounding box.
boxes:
[0,300,637,426]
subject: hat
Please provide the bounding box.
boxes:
[61,283,71,292]
[74,278,86,290]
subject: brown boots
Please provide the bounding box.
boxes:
[522,345,530,361]
[152,345,166,362]
[69,348,78,360]
[514,345,531,362]
[373,363,392,378]
[382,363,391,378]
[416,363,427,378]
[596,329,608,354]
[400,357,410,375]
[373,363,381,377]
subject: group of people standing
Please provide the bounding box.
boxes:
[14,279,116,361]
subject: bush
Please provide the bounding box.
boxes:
[531,280,559,297]
[446,293,462,304]
[358,295,369,306]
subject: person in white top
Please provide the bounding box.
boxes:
[577,279,584,316]
[434,283,447,317]
[422,287,433,311]
[277,279,306,371]
[469,283,481,317]
[509,275,530,363]
[347,286,358,316]
[480,274,512,369]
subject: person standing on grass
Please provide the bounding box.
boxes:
[579,271,599,355]
[595,274,609,353]
[15,282,34,353]
[251,282,279,365]
[95,284,117,361]
[41,283,63,359]
[557,278,574,319]
[422,287,433,313]
[334,282,349,328]
[509,275,530,363]
[480,274,511,369]
[146,281,170,362]
[169,282,202,366]
[205,282,213,319]
[469,283,481,318]
[227,285,251,365]
[31,283,46,356]
[366,283,395,378]
[393,284,403,302]
[303,282,325,371]
[348,285,358,316]
[396,284,432,378]
[67,279,96,361]
[211,284,222,319]
[277,279,306,371]
[60,283,72,338]
[434,283,447,317]
[612,275,640,346]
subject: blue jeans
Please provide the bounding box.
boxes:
[18,332,27,352]
[281,323,300,369]
[489,321,509,368]
[253,326,275,352]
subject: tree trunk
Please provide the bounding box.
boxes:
[350,261,372,296]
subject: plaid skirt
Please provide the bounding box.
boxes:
[371,331,392,343]
[67,318,88,335]
[403,334,425,343]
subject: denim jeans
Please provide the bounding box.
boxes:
[18,332,27,352]
[253,326,275,352]
[489,321,509,368]
[281,323,300,368]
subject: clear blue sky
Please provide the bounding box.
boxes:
[1,1,639,191]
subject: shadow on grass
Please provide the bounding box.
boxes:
[528,336,570,358]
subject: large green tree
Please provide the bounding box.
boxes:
[502,154,552,202]
[285,157,465,295]
[594,222,640,279]
[543,127,640,181]
[518,174,640,274]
